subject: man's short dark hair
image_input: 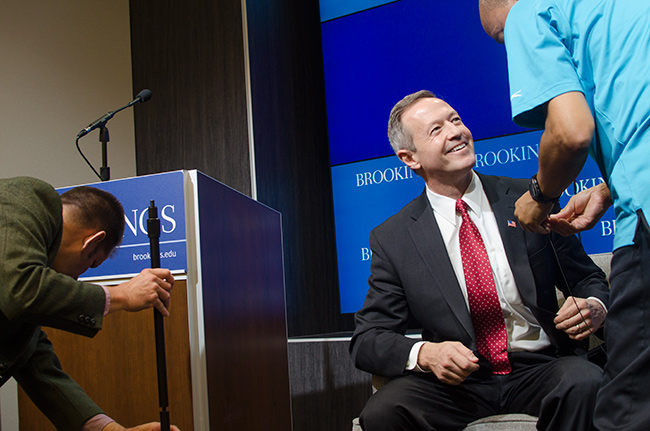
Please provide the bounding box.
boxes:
[60,186,125,254]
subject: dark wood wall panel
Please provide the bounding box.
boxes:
[129,0,251,195]
[245,0,345,336]
[288,339,372,431]
[129,0,346,337]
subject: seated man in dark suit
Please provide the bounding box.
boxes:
[350,91,609,431]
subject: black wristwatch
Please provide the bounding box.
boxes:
[528,174,561,203]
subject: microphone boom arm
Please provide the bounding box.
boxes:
[75,89,152,181]
[76,89,151,139]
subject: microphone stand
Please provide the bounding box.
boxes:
[99,126,110,181]
[76,89,152,182]
[147,200,171,431]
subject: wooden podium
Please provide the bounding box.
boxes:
[17,170,292,430]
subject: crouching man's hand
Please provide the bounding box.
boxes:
[107,268,175,316]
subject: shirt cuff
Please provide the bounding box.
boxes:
[81,414,114,431]
[587,296,608,313]
[406,341,429,372]
[101,285,111,316]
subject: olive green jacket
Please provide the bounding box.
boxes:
[0,177,106,430]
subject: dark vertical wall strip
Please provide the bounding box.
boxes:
[245,1,345,336]
[129,0,251,195]
[129,0,348,336]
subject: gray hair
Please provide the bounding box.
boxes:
[387,90,437,153]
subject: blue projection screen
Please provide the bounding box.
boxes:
[320,0,615,313]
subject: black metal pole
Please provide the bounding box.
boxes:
[147,200,170,431]
[99,126,110,181]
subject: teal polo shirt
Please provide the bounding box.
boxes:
[504,0,650,250]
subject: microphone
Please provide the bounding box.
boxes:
[77,89,152,138]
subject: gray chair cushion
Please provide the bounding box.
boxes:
[353,414,537,431]
[463,414,537,431]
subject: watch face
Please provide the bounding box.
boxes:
[529,175,558,203]
[529,177,540,201]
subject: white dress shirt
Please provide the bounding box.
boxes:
[406,171,552,371]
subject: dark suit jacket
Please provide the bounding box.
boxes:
[350,173,609,379]
[0,177,106,431]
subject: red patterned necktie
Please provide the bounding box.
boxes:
[456,199,511,374]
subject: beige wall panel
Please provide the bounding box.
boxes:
[0,0,136,188]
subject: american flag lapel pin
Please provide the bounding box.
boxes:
[507,220,517,228]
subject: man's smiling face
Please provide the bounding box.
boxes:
[398,97,475,190]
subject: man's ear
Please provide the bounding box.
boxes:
[397,149,420,171]
[82,231,106,257]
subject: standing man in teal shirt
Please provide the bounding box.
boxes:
[479,0,650,429]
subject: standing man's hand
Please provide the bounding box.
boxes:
[548,182,612,236]
[514,92,595,235]
[514,192,555,234]
[417,341,479,385]
[107,268,175,316]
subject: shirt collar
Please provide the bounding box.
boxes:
[425,171,485,225]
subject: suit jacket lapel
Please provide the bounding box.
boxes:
[407,192,476,341]
[478,174,540,311]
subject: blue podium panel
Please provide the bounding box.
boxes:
[192,171,291,431]
[57,171,188,280]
